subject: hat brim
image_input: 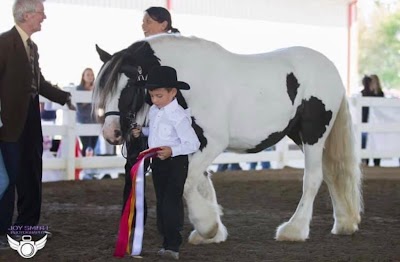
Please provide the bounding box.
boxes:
[144,81,190,90]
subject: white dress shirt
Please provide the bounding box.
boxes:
[15,24,30,58]
[142,99,200,157]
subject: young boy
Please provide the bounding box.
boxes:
[132,65,200,260]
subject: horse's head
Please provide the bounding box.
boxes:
[92,42,160,145]
[93,35,208,149]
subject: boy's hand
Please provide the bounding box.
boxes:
[137,147,162,159]
[157,146,172,160]
[131,125,142,138]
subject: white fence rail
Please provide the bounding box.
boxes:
[42,91,400,180]
[350,97,400,159]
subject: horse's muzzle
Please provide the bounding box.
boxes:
[106,138,122,145]
[114,129,122,138]
[104,130,123,145]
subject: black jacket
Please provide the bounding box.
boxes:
[0,27,70,142]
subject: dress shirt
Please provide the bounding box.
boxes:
[142,99,200,157]
[15,24,30,58]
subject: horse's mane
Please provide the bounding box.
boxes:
[93,41,160,121]
[92,51,124,122]
[99,53,123,97]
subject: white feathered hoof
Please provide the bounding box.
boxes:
[331,221,359,235]
[188,223,228,245]
[275,221,309,241]
[188,230,206,245]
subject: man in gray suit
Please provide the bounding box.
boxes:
[0,0,76,249]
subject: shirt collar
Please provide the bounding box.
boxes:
[15,24,30,45]
[15,24,30,55]
[162,98,180,114]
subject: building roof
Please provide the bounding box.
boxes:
[47,0,352,26]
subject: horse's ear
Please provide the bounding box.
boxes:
[96,44,112,63]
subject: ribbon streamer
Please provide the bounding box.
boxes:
[114,147,161,258]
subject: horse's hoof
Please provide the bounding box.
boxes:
[188,223,228,245]
[188,230,205,245]
[275,221,308,241]
[331,221,359,235]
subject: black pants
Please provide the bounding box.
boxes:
[80,136,98,156]
[0,96,43,234]
[152,155,188,252]
[361,132,381,166]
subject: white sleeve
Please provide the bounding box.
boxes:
[142,126,149,136]
[170,116,200,157]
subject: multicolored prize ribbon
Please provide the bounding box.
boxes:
[114,147,161,258]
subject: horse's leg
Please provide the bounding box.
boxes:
[323,177,360,234]
[275,143,324,241]
[322,97,362,234]
[184,142,228,245]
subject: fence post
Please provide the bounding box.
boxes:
[63,108,77,180]
[352,97,362,162]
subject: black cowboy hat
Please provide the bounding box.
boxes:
[144,66,190,90]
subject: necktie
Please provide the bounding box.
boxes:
[27,38,38,95]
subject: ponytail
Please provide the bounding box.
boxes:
[170,27,180,34]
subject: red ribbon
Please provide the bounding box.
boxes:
[114,147,161,258]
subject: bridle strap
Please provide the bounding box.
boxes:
[104,111,120,117]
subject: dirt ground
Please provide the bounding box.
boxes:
[0,167,399,262]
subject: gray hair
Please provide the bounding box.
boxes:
[13,0,44,23]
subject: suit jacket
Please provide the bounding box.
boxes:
[0,27,70,142]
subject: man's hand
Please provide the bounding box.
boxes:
[66,95,76,111]
[66,100,76,111]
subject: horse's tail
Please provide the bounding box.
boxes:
[323,95,363,226]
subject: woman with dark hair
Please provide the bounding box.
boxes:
[142,6,180,37]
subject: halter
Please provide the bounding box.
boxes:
[103,67,149,156]
[103,75,145,160]
[104,111,120,117]
[104,66,147,120]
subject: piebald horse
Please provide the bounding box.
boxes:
[92,34,362,244]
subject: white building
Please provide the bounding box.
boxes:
[0,0,357,91]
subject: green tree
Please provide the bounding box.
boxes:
[358,1,400,89]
